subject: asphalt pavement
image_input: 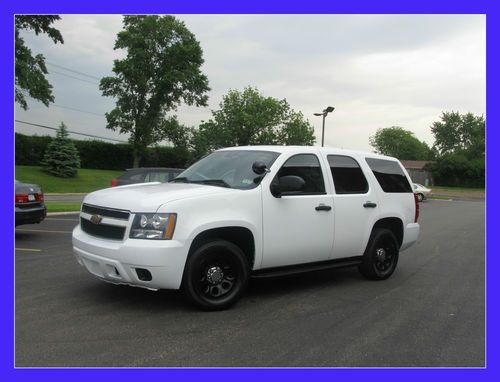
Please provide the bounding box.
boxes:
[14,199,485,367]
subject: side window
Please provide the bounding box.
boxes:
[274,154,325,195]
[149,172,170,182]
[328,155,368,194]
[365,158,412,193]
[125,172,146,183]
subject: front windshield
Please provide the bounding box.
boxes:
[172,150,280,189]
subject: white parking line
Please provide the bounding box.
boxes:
[45,218,79,221]
[15,228,72,234]
[15,248,41,252]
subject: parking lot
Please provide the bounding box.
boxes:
[15,199,485,367]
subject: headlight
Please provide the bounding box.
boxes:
[130,213,177,240]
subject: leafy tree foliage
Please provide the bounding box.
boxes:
[100,15,210,167]
[369,126,433,160]
[426,112,485,187]
[431,112,485,158]
[41,123,80,178]
[191,87,315,158]
[15,15,64,110]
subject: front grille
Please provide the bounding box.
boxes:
[80,217,126,240]
[81,204,130,220]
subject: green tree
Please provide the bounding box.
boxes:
[425,111,485,187]
[41,122,80,178]
[15,15,64,110]
[192,87,315,157]
[100,15,210,167]
[369,126,433,160]
[431,111,485,159]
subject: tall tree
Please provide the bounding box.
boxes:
[369,126,433,160]
[192,87,315,157]
[431,111,485,158]
[15,15,64,110]
[100,15,210,167]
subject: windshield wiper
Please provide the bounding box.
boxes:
[170,177,190,183]
[191,179,231,188]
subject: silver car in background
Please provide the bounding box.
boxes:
[413,183,432,202]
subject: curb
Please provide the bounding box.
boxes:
[47,211,80,216]
[45,193,87,196]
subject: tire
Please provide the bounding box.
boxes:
[417,193,424,202]
[358,228,399,280]
[182,240,249,311]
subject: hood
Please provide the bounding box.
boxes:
[83,182,234,212]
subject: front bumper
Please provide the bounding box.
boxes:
[400,222,420,251]
[72,224,188,290]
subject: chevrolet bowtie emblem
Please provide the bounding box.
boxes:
[90,215,103,224]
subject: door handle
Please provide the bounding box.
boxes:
[315,204,332,211]
[363,201,377,208]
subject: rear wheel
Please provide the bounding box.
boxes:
[182,240,249,310]
[417,193,424,202]
[358,228,399,280]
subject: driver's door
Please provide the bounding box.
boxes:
[261,153,334,268]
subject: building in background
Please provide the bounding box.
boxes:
[400,160,434,186]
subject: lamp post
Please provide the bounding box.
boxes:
[314,106,335,147]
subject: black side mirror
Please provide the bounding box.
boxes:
[252,161,269,175]
[271,175,305,198]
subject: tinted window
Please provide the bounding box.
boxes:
[365,158,412,193]
[121,172,145,182]
[147,171,175,183]
[274,154,325,194]
[328,155,368,194]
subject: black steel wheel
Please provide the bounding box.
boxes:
[358,228,399,280]
[182,240,249,310]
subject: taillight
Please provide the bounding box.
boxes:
[414,193,420,223]
[36,192,44,201]
[111,178,118,187]
[15,194,29,203]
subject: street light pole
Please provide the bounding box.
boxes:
[314,106,335,147]
[321,113,326,147]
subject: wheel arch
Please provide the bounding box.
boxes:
[371,217,404,248]
[187,226,256,269]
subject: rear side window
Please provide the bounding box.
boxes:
[146,172,173,183]
[365,158,412,193]
[328,155,368,194]
[121,172,145,182]
[275,154,325,194]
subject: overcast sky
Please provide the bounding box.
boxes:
[15,14,486,151]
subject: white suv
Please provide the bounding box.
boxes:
[72,146,420,310]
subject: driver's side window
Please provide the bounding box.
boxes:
[274,154,326,195]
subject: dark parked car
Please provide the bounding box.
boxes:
[15,180,46,226]
[111,168,184,187]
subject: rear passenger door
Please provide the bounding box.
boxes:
[326,155,378,259]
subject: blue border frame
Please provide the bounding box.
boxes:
[2,0,496,380]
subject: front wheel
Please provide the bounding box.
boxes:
[358,228,399,280]
[182,240,249,311]
[417,193,424,202]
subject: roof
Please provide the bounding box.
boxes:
[400,160,434,170]
[219,145,396,160]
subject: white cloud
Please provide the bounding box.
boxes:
[15,14,485,152]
